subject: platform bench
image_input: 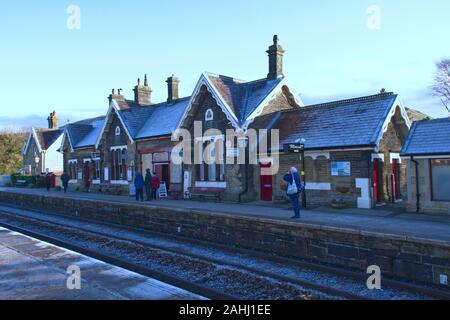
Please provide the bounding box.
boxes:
[14,179,28,187]
[188,187,225,202]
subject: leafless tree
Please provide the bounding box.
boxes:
[432,58,450,113]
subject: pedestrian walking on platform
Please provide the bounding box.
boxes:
[44,169,52,192]
[284,167,303,219]
[61,171,70,193]
[134,171,144,202]
[151,173,160,200]
[144,169,152,201]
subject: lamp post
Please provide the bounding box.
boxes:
[296,138,307,208]
[285,138,307,208]
[34,154,40,176]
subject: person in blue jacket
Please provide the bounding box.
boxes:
[283,167,303,219]
[134,170,144,202]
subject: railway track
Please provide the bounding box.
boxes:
[0,205,448,300]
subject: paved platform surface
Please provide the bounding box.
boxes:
[0,226,203,300]
[1,187,450,243]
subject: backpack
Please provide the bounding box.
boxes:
[286,173,299,195]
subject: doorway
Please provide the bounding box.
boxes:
[84,161,91,190]
[154,163,170,190]
[391,158,401,202]
[373,159,383,204]
[260,163,273,201]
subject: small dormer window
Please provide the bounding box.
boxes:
[205,109,214,122]
[115,126,121,136]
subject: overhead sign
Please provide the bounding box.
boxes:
[284,143,305,154]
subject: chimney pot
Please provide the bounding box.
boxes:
[47,111,58,129]
[266,34,285,80]
[134,75,152,105]
[166,75,180,103]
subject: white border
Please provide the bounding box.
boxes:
[110,145,128,151]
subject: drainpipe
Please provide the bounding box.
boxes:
[411,156,420,213]
[238,163,249,203]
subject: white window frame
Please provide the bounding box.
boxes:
[205,109,214,121]
[115,126,121,136]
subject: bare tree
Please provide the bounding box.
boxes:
[432,58,450,113]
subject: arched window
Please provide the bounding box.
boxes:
[205,109,214,122]
[115,126,121,136]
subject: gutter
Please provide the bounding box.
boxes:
[411,156,420,213]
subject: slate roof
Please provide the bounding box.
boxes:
[401,117,450,156]
[116,97,191,140]
[34,128,63,150]
[205,73,284,124]
[66,116,105,149]
[260,92,399,150]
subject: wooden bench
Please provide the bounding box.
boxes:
[14,179,28,187]
[188,187,225,202]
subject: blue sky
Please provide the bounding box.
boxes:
[0,0,449,130]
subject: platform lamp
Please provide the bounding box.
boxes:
[34,154,40,176]
[295,138,307,208]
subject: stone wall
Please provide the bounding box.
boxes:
[269,150,370,208]
[378,117,408,202]
[0,190,449,287]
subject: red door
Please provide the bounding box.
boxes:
[85,162,91,190]
[391,159,398,202]
[260,163,273,201]
[373,159,382,203]
[154,163,170,190]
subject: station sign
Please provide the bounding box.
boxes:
[284,143,305,154]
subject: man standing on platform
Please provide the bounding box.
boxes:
[134,171,144,202]
[144,169,152,201]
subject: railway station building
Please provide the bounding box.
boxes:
[57,35,425,209]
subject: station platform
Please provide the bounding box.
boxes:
[1,187,450,244]
[0,226,203,300]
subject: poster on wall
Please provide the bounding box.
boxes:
[331,161,351,176]
[104,167,109,181]
[127,168,133,181]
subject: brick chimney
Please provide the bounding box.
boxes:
[133,74,152,105]
[47,111,58,129]
[108,89,128,110]
[166,75,180,103]
[266,35,285,80]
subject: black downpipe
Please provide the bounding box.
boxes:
[238,142,249,203]
[411,156,420,213]
[238,163,249,203]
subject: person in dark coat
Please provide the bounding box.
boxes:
[134,171,144,202]
[44,169,52,191]
[283,167,303,219]
[60,171,70,193]
[151,173,160,200]
[144,169,152,201]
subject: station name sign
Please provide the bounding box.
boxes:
[284,143,305,154]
